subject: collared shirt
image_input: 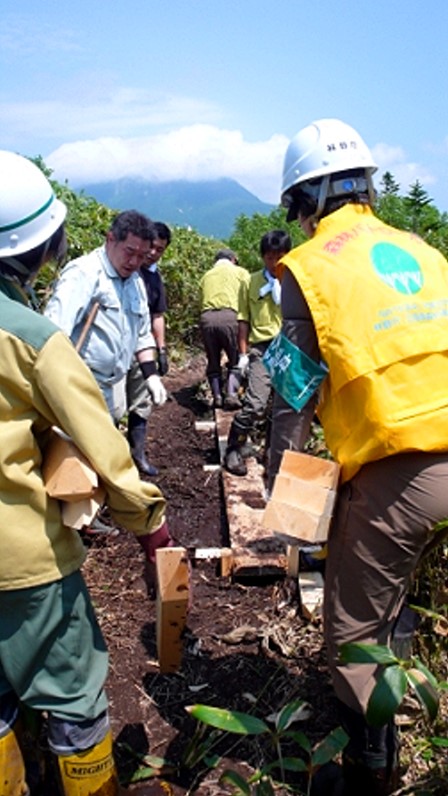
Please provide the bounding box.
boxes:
[45,246,155,388]
[238,269,282,344]
[139,264,168,315]
[200,259,250,312]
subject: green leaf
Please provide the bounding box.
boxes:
[186,705,269,735]
[366,665,407,726]
[128,766,159,782]
[411,658,439,690]
[406,668,439,721]
[311,727,349,767]
[430,736,448,748]
[255,781,276,796]
[220,769,252,794]
[285,729,312,753]
[339,642,398,666]
[273,756,308,773]
[274,699,311,731]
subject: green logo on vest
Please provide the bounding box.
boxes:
[371,242,423,295]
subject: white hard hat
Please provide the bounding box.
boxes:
[0,150,66,258]
[281,118,377,200]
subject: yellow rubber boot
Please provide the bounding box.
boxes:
[0,724,29,795]
[57,730,119,795]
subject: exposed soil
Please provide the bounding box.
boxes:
[80,354,447,796]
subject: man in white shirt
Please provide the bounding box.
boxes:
[45,210,166,421]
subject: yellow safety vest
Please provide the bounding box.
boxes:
[280,204,448,481]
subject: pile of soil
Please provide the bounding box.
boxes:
[81,355,447,795]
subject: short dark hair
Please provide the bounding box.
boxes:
[214,248,238,263]
[109,210,154,242]
[260,230,291,257]
[286,168,372,223]
[153,221,172,246]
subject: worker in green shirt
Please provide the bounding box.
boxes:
[199,248,250,409]
[224,230,291,475]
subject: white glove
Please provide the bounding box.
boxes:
[146,374,167,406]
[237,353,250,376]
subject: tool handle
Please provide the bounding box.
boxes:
[75,301,100,353]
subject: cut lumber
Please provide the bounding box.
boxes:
[156,547,190,674]
[43,427,98,501]
[298,571,324,620]
[215,409,287,577]
[263,450,340,545]
[194,420,216,432]
[61,485,106,529]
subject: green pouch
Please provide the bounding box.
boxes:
[262,332,328,412]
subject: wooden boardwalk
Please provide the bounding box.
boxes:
[213,409,287,578]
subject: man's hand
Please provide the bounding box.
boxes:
[237,353,250,376]
[158,347,169,377]
[146,374,167,405]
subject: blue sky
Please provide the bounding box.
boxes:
[1,1,447,210]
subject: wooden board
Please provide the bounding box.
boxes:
[61,485,106,529]
[215,409,287,577]
[156,547,190,674]
[263,450,340,545]
[43,428,99,501]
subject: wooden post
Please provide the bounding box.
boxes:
[156,547,190,674]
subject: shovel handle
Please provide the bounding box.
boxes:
[75,301,100,354]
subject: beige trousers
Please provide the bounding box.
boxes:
[324,451,448,713]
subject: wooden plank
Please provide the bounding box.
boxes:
[281,450,339,489]
[263,450,340,545]
[156,547,190,674]
[195,420,216,432]
[43,428,99,501]
[214,409,287,577]
[61,485,106,529]
[298,571,324,620]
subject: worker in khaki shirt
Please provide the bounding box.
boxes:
[224,230,291,475]
[0,151,175,795]
[199,248,249,409]
[273,118,448,796]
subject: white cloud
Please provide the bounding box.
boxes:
[372,142,436,193]
[47,125,289,204]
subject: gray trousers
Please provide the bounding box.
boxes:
[236,342,272,430]
[324,451,448,714]
[126,358,152,421]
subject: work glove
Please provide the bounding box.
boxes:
[158,347,169,377]
[138,519,175,598]
[237,353,250,377]
[146,374,167,405]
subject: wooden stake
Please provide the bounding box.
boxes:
[156,547,190,674]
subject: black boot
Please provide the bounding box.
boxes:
[338,701,400,796]
[224,418,249,476]
[127,412,158,477]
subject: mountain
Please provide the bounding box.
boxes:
[79,177,275,239]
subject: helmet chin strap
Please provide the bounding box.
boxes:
[0,237,51,286]
[314,174,331,222]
